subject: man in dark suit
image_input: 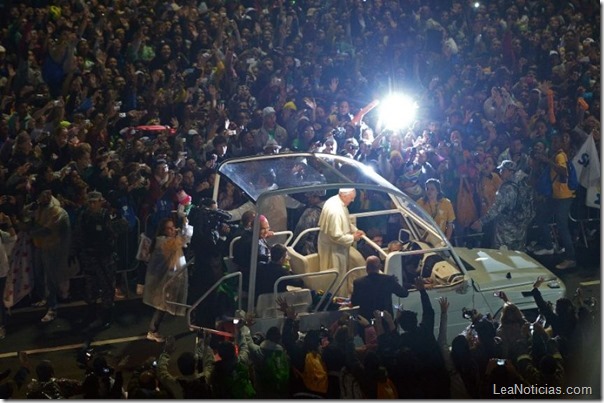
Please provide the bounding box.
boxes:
[255,244,304,303]
[350,255,408,320]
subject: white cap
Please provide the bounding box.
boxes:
[339,188,355,194]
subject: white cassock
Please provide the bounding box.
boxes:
[318,194,358,283]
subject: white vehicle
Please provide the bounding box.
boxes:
[177,152,565,340]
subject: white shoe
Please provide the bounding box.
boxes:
[555,260,577,270]
[136,284,144,296]
[533,248,554,256]
[146,331,165,343]
[41,310,56,323]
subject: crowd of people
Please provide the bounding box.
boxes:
[0,273,599,399]
[0,0,600,398]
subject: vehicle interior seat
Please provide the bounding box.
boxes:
[286,247,332,291]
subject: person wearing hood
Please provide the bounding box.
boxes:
[470,160,532,251]
[26,185,72,323]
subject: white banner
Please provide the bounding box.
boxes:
[572,134,601,188]
[586,185,600,209]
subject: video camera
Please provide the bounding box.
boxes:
[189,205,237,246]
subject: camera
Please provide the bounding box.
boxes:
[462,307,477,320]
[189,205,235,246]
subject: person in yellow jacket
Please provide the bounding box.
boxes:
[536,133,576,269]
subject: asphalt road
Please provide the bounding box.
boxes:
[0,241,600,399]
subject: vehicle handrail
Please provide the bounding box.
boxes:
[186,271,243,332]
[351,208,400,218]
[164,257,195,309]
[330,266,366,298]
[270,230,294,246]
[272,270,340,314]
[383,247,451,276]
[359,234,388,259]
[290,227,320,249]
[228,236,242,258]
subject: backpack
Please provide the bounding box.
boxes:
[259,349,290,393]
[555,152,579,191]
[26,381,64,399]
[339,367,364,399]
[508,180,535,225]
[177,376,211,399]
[376,378,398,399]
[300,351,328,394]
[535,167,553,197]
[227,361,256,399]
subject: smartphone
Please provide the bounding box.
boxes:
[496,359,506,366]
[233,318,240,324]
[380,311,384,317]
[493,291,501,298]
[152,360,157,368]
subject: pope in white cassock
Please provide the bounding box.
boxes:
[318,189,365,295]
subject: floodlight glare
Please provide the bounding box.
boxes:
[378,94,418,131]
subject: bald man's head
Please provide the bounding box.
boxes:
[366,256,382,273]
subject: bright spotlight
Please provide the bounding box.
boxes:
[378,94,418,131]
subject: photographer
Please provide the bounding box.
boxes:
[188,198,233,327]
[189,198,232,284]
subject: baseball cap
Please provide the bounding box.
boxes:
[263,138,281,150]
[262,106,276,117]
[497,160,517,171]
[87,191,104,202]
[283,101,297,111]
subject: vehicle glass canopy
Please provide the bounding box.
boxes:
[217,153,440,233]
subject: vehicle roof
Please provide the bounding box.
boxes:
[218,152,397,201]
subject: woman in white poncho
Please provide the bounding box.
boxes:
[143,217,189,342]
